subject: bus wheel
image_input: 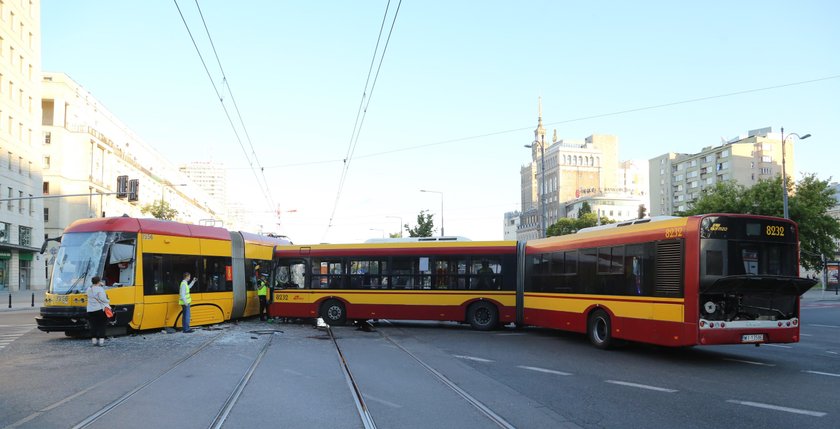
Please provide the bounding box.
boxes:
[321,299,347,326]
[588,309,613,349]
[467,301,498,331]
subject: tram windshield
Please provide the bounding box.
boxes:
[50,231,137,294]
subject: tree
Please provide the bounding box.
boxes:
[546,212,615,237]
[578,202,592,218]
[388,232,402,238]
[681,175,840,271]
[140,200,179,221]
[637,204,647,219]
[405,210,435,237]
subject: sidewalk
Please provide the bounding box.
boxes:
[1,289,45,312]
[802,286,840,301]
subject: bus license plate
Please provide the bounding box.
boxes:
[741,334,765,343]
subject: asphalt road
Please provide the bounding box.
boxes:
[0,302,838,429]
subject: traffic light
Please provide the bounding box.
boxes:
[116,175,128,199]
[128,179,139,202]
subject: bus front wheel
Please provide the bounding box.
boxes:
[321,299,347,326]
[467,301,498,331]
[588,309,613,349]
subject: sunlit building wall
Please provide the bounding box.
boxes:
[0,0,44,291]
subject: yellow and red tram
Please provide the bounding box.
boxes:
[36,217,290,335]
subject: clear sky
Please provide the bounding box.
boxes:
[41,1,839,244]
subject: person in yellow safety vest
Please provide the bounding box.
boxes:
[179,272,197,333]
[257,274,269,321]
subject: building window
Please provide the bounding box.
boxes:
[761,155,772,163]
[42,181,49,195]
[44,131,50,144]
[43,156,49,169]
[0,222,9,243]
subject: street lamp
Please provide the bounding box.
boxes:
[386,215,403,238]
[780,127,811,219]
[420,190,444,237]
[524,135,547,238]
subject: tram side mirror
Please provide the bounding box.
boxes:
[40,235,62,254]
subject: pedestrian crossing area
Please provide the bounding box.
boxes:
[0,324,35,352]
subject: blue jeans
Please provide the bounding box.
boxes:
[182,304,191,332]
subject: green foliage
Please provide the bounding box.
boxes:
[546,212,615,237]
[388,232,402,238]
[140,199,179,221]
[405,210,435,237]
[578,202,592,218]
[681,175,840,271]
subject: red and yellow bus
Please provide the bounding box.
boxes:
[36,217,290,335]
[270,238,518,330]
[268,214,814,348]
[523,214,816,348]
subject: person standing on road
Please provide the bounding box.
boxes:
[86,276,109,346]
[180,272,197,333]
[257,273,269,321]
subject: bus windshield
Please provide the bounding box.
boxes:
[50,231,137,294]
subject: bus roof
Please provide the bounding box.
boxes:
[275,240,517,257]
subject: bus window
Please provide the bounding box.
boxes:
[276,259,306,289]
[348,259,386,289]
[472,258,501,290]
[311,258,344,289]
[391,257,413,289]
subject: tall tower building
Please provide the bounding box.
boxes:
[0,0,43,291]
[179,161,227,210]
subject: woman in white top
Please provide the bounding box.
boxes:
[86,276,110,346]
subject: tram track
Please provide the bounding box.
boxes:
[325,320,516,429]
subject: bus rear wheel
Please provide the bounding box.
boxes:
[320,299,347,326]
[467,301,498,331]
[588,309,613,349]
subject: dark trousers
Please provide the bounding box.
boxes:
[258,295,268,320]
[88,310,107,338]
[182,304,191,331]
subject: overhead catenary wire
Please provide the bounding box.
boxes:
[173,0,275,211]
[323,0,403,242]
[230,72,840,171]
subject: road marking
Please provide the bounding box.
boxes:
[605,380,678,393]
[762,343,793,349]
[800,333,812,337]
[363,394,404,408]
[496,333,526,336]
[827,351,838,355]
[723,358,776,367]
[517,365,572,376]
[726,400,826,417]
[804,370,840,378]
[453,355,494,363]
[810,324,840,329]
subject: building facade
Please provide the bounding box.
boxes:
[0,0,43,291]
[517,100,645,240]
[40,72,224,250]
[179,160,227,211]
[649,127,790,216]
[503,211,519,240]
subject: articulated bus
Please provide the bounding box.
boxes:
[270,214,815,348]
[36,217,291,335]
[270,239,518,330]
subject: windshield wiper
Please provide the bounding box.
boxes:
[67,261,92,294]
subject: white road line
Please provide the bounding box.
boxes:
[800,333,813,337]
[453,355,494,363]
[727,400,826,417]
[605,380,678,393]
[810,324,840,329]
[496,333,526,336]
[723,358,776,367]
[517,365,572,376]
[762,344,792,349]
[804,370,840,378]
[827,351,838,355]
[363,394,404,409]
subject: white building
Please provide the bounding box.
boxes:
[0,0,43,291]
[40,72,224,241]
[179,160,227,211]
[503,211,519,240]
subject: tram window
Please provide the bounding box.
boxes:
[550,252,565,275]
[142,253,199,295]
[201,256,232,292]
[276,259,306,289]
[246,259,271,291]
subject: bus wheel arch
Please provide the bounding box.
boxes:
[467,300,499,331]
[587,308,613,349]
[320,298,347,326]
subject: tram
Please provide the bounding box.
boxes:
[36,216,290,335]
[269,214,815,348]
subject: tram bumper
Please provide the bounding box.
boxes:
[36,305,135,333]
